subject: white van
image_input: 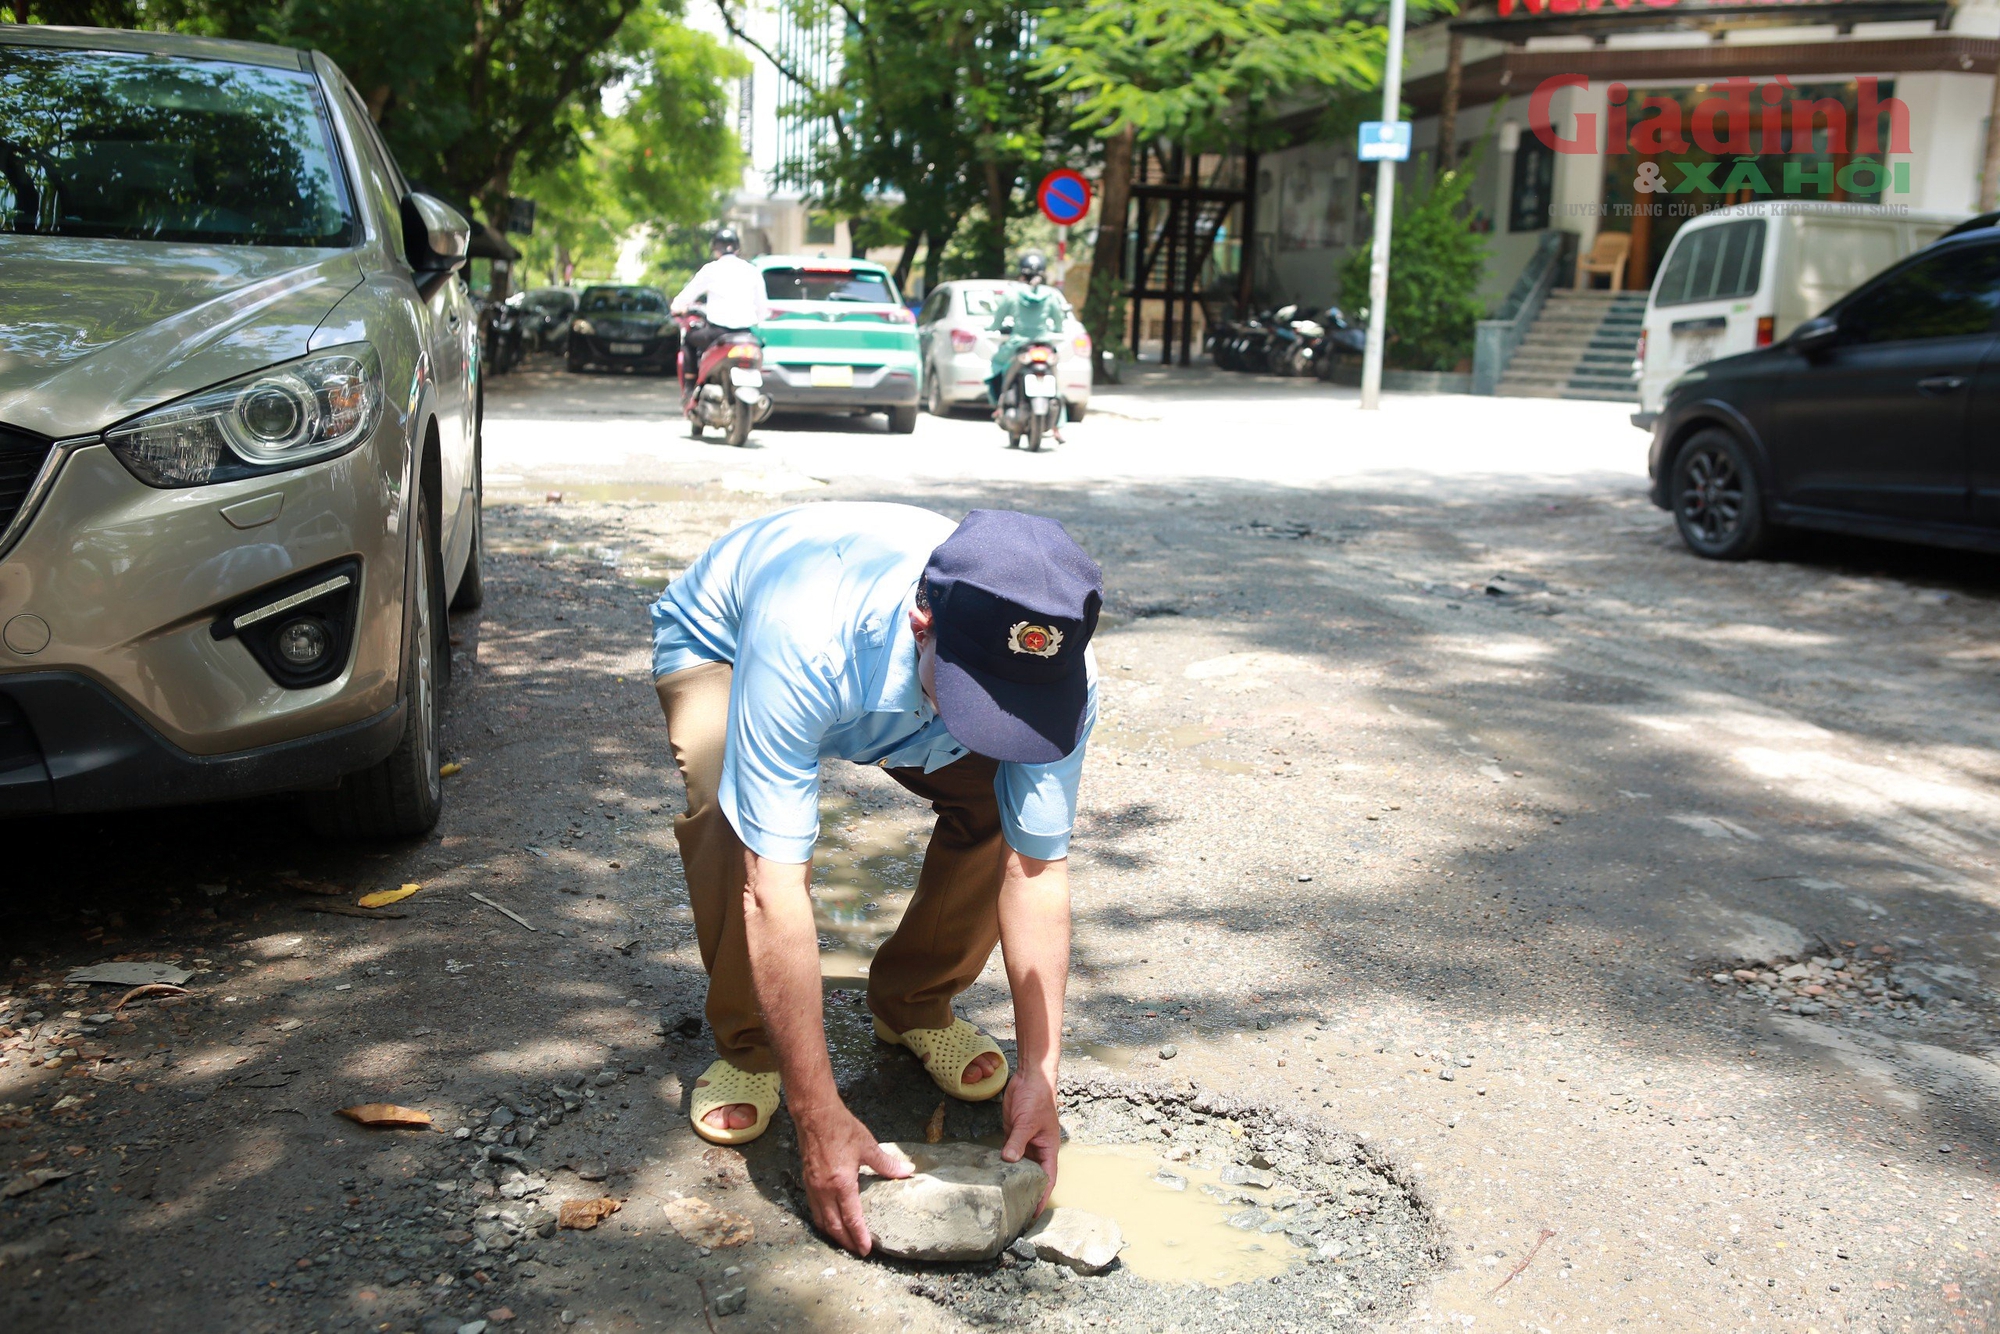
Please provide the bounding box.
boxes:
[1632,202,1966,426]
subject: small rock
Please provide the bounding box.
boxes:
[456,1322,489,1334]
[859,1142,1046,1262]
[488,1107,515,1128]
[1224,1208,1268,1231]
[1022,1207,1125,1274]
[1220,1164,1275,1189]
[711,1286,747,1317]
[1157,1043,1178,1060]
[1254,1020,1270,1031]
[1153,1170,1187,1191]
[1008,1237,1037,1262]
[591,1070,619,1088]
[1438,1068,1455,1082]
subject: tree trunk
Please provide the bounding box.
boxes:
[1082,124,1135,385]
[894,230,924,293]
[1437,33,1464,173]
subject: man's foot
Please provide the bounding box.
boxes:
[690,1059,781,1145]
[702,1103,760,1132]
[871,1016,1011,1102]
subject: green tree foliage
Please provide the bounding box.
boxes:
[717,0,1060,283]
[1033,0,1406,378]
[514,14,747,286]
[1338,154,1486,372]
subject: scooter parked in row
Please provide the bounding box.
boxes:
[676,312,770,447]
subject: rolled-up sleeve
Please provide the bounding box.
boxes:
[719,645,836,863]
[994,677,1096,861]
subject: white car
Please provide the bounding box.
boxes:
[915,280,1091,418]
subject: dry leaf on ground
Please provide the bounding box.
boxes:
[661,1195,753,1248]
[925,1101,947,1144]
[358,884,420,909]
[336,1103,433,1129]
[559,1197,621,1230]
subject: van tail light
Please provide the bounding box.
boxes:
[1073,334,1092,356]
[1634,328,1647,374]
[950,328,977,352]
[1755,316,1775,347]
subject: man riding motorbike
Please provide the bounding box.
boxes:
[985,252,1072,439]
[672,226,770,395]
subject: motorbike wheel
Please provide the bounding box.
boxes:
[725,399,753,447]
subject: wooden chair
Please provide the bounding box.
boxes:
[1576,232,1632,291]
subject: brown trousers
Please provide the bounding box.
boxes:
[655,661,1010,1073]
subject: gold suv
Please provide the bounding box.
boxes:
[0,27,484,836]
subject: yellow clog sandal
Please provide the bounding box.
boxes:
[689,1058,782,1146]
[872,1014,1010,1102]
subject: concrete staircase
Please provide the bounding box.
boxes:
[1496,290,1645,402]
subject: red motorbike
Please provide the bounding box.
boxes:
[676,313,768,447]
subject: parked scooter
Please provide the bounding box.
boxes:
[676,313,769,447]
[1311,305,1368,381]
[995,335,1064,452]
[477,296,523,376]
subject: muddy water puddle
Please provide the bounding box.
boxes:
[1047,1143,1297,1286]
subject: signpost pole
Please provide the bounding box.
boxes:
[1360,0,1408,412]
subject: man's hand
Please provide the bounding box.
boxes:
[999,1069,1062,1209]
[796,1106,912,1256]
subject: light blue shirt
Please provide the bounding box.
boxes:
[649,503,1094,863]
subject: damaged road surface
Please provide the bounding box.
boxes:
[5,368,2000,1331]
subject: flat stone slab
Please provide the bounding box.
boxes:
[859,1141,1047,1262]
[1022,1205,1125,1274]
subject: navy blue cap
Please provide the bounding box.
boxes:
[924,510,1103,765]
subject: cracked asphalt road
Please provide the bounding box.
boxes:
[5,361,2000,1332]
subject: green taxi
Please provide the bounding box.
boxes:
[753,256,922,432]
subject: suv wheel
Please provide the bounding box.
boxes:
[888,404,919,434]
[307,499,445,839]
[1672,427,1770,560]
[924,364,948,416]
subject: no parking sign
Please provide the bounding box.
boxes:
[1037,169,1092,227]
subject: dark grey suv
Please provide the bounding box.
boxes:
[1648,226,2000,560]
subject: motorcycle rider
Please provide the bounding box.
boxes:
[985,252,1071,430]
[672,226,770,395]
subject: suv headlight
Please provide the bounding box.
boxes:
[572,318,595,336]
[107,344,383,488]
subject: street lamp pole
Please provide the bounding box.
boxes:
[1360,0,1408,412]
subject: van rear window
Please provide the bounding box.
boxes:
[1654,220,1764,308]
[763,267,897,304]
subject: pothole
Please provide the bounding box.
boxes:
[843,1072,1439,1331]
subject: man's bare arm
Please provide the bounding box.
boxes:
[741,849,909,1254]
[997,849,1069,1205]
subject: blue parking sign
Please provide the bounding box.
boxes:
[1359,121,1412,162]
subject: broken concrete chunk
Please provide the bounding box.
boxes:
[1022,1206,1125,1274]
[65,962,192,988]
[858,1142,1046,1262]
[1220,1163,1275,1189]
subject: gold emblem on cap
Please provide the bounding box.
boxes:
[1008,622,1063,658]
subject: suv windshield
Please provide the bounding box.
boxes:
[0,45,353,246]
[580,287,667,314]
[764,267,897,304]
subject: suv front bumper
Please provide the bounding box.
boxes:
[0,672,403,815]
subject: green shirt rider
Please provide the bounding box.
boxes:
[985,251,1071,404]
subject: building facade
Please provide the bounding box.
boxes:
[1254,0,2000,312]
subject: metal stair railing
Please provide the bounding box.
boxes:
[1472,231,1569,396]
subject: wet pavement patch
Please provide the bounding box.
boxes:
[852,1072,1439,1331]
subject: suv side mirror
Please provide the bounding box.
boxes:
[1792,314,1839,353]
[401,193,470,275]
